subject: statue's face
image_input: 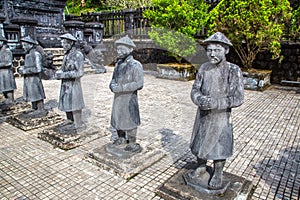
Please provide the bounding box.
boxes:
[22,42,33,53]
[61,39,73,52]
[206,43,228,65]
[116,44,132,59]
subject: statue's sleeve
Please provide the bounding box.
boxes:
[61,52,84,79]
[109,65,118,91]
[121,62,144,92]
[228,66,244,108]
[22,52,42,74]
[214,65,244,110]
[191,69,203,106]
[0,49,12,68]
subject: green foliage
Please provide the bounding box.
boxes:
[149,28,197,62]
[65,0,102,15]
[65,0,152,14]
[143,0,210,62]
[206,0,292,69]
[289,5,300,40]
[103,0,152,10]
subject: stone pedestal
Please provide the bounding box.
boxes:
[85,144,165,179]
[6,110,63,131]
[0,101,31,117]
[157,64,196,81]
[156,163,252,200]
[243,69,272,91]
[38,123,103,150]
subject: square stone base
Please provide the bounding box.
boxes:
[6,111,64,131]
[85,144,165,179]
[156,164,252,200]
[0,102,31,117]
[157,64,196,81]
[38,124,103,150]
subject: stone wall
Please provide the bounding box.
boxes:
[119,40,300,84]
[227,42,300,84]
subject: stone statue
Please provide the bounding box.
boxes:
[187,32,244,190]
[81,42,106,74]
[19,36,46,115]
[109,35,144,153]
[55,33,85,131]
[0,35,16,104]
[35,45,55,80]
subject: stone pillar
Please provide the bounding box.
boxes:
[84,22,104,46]
[64,20,85,43]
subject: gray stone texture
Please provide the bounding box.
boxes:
[57,46,85,112]
[19,47,46,103]
[0,67,299,199]
[190,61,244,160]
[0,45,16,92]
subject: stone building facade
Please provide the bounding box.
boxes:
[0,0,67,52]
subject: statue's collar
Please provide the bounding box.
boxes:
[65,46,76,55]
[117,54,132,64]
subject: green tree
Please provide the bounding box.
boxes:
[143,0,210,62]
[103,0,152,10]
[66,0,152,14]
[206,0,292,69]
[66,0,103,14]
[289,5,300,40]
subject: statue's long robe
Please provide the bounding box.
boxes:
[58,47,85,112]
[110,55,144,130]
[190,61,244,160]
[22,49,45,102]
[0,46,16,92]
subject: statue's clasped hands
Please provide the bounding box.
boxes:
[55,70,63,79]
[110,83,122,93]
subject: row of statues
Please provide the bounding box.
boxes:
[0,32,244,192]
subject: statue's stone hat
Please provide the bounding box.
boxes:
[203,32,233,46]
[115,35,136,48]
[0,35,7,41]
[20,36,38,45]
[59,33,77,42]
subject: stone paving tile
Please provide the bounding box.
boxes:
[0,68,299,199]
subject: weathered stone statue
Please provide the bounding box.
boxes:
[187,32,244,190]
[55,33,85,131]
[0,35,16,104]
[81,42,106,74]
[109,35,144,153]
[19,36,46,115]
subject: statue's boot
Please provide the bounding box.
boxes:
[189,158,207,179]
[66,111,74,122]
[113,130,127,145]
[124,128,141,152]
[3,91,14,104]
[73,110,86,130]
[28,100,47,117]
[209,159,226,189]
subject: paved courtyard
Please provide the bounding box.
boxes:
[0,67,299,200]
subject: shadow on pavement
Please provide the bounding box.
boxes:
[254,146,300,199]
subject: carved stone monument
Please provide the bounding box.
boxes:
[81,42,107,74]
[0,35,16,105]
[86,35,165,178]
[0,0,67,48]
[38,33,101,150]
[6,36,63,131]
[157,32,252,199]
